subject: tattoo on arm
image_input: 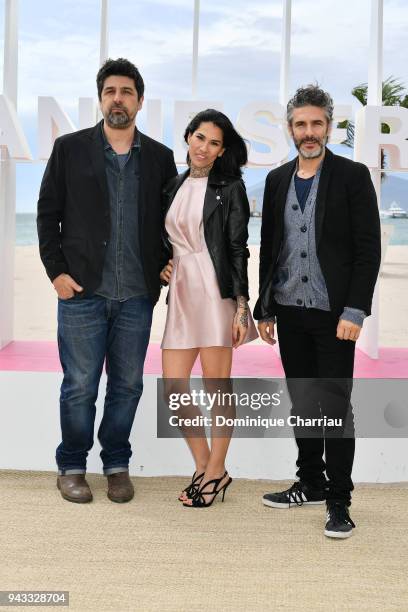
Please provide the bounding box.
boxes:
[236,296,249,327]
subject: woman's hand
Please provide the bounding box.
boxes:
[232,296,249,348]
[160,259,173,284]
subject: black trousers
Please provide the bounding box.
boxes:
[276,305,356,505]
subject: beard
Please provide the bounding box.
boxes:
[104,105,134,129]
[294,134,328,159]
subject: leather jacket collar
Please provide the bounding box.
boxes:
[162,167,241,215]
[161,166,250,301]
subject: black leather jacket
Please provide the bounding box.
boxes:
[161,168,251,300]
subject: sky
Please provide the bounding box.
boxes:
[0,0,407,211]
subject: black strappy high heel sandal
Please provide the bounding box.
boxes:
[178,471,205,501]
[183,471,232,508]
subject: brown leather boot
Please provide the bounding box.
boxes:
[57,474,93,503]
[107,471,134,503]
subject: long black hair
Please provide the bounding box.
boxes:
[184,109,248,178]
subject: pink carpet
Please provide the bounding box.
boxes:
[0,341,407,377]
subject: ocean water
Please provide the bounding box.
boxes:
[16,213,39,246]
[15,213,408,246]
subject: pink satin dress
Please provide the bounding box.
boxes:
[161,176,258,349]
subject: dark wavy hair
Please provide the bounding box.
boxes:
[184,109,248,178]
[287,84,334,125]
[96,58,145,100]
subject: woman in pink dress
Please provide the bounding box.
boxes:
[160,109,257,507]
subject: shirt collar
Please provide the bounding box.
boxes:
[100,121,141,151]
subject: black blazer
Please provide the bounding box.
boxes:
[254,148,381,320]
[37,121,177,305]
[161,168,251,299]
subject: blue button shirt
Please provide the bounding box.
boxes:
[96,124,147,300]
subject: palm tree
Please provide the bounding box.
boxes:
[338,76,408,179]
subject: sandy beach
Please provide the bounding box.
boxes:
[13,244,408,347]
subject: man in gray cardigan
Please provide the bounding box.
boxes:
[254,84,381,538]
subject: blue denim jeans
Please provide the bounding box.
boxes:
[56,295,153,474]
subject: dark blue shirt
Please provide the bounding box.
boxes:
[96,124,147,300]
[294,173,314,213]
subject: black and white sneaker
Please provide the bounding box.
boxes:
[324,502,355,539]
[262,481,326,509]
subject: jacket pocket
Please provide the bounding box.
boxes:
[272,267,289,288]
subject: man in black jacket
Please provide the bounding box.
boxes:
[37,58,177,503]
[254,85,381,538]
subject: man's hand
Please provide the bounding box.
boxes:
[336,319,362,342]
[160,259,173,284]
[53,273,83,300]
[257,320,276,346]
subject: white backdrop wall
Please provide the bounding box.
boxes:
[1,371,406,482]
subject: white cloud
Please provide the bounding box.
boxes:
[4,0,407,212]
[0,0,406,119]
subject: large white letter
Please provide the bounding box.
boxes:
[329,105,353,145]
[236,102,289,167]
[38,97,76,160]
[354,105,408,170]
[146,99,163,143]
[0,94,31,159]
[78,97,97,130]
